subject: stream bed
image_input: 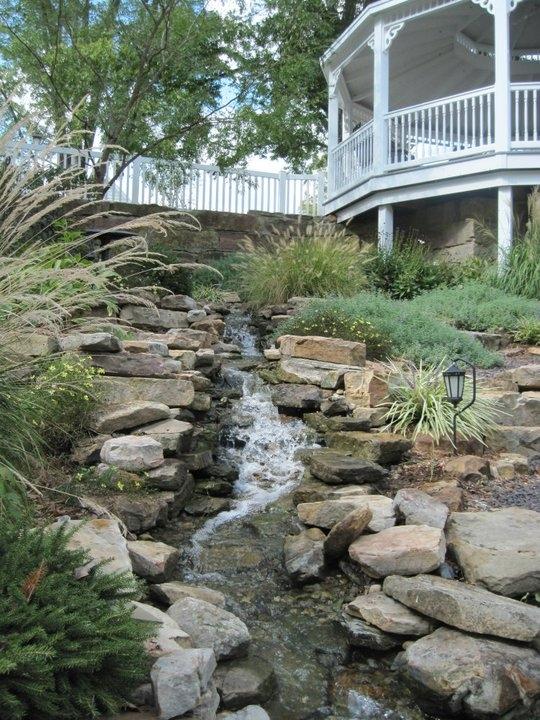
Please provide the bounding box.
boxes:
[159,314,432,720]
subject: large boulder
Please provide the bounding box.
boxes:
[345,590,434,636]
[344,365,389,408]
[214,657,276,710]
[298,496,395,533]
[278,334,366,367]
[146,459,193,492]
[323,507,372,562]
[283,528,326,585]
[133,419,193,454]
[276,358,359,390]
[90,352,182,379]
[167,597,251,661]
[59,331,121,353]
[270,383,322,412]
[443,455,490,482]
[446,507,540,596]
[488,425,540,459]
[47,517,131,577]
[89,401,171,433]
[94,375,195,407]
[151,648,216,720]
[417,479,463,512]
[160,294,198,311]
[108,494,170,534]
[128,540,179,582]
[101,435,164,471]
[131,601,191,657]
[403,627,540,718]
[309,451,388,485]
[150,581,226,608]
[383,574,540,643]
[512,392,540,426]
[393,488,449,529]
[349,525,446,578]
[327,431,412,466]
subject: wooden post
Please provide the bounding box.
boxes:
[327,70,340,195]
[498,185,513,266]
[378,204,394,250]
[278,171,287,214]
[373,18,390,173]
[494,0,511,152]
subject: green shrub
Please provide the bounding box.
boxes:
[128,241,194,295]
[191,252,244,291]
[381,361,502,445]
[0,517,152,719]
[495,221,540,300]
[513,317,540,345]
[409,281,540,333]
[275,304,393,360]
[237,221,369,306]
[275,292,501,367]
[366,231,452,299]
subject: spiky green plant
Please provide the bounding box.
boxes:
[381,361,502,445]
[0,517,153,720]
[236,221,370,306]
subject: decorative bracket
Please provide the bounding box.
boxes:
[385,22,405,50]
[328,69,341,97]
[367,34,375,51]
[508,0,525,10]
[471,0,525,14]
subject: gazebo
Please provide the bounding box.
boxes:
[321,0,540,261]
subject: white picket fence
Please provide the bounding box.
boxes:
[10,142,325,215]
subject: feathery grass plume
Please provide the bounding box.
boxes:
[0,110,208,501]
[380,360,502,445]
[236,220,371,306]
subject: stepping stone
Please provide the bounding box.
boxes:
[127,540,179,582]
[345,590,434,636]
[327,431,412,466]
[323,507,372,562]
[167,597,250,661]
[89,401,171,433]
[446,507,540,596]
[349,525,446,578]
[149,581,226,608]
[309,450,388,485]
[101,435,164,471]
[403,628,540,718]
[297,496,395,533]
[393,488,448,529]
[383,574,540,643]
[151,648,216,720]
[283,528,326,585]
[133,418,193,454]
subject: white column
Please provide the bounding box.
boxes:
[497,185,513,266]
[494,0,511,152]
[327,71,340,194]
[378,204,394,250]
[373,19,390,172]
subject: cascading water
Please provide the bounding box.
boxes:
[161,311,427,720]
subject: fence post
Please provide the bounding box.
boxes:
[278,171,287,213]
[316,173,325,216]
[131,157,142,204]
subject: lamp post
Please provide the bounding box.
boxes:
[443,358,476,454]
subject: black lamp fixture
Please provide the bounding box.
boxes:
[443,358,476,453]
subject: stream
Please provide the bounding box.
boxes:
[159,312,430,720]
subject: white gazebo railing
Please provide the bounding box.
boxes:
[6,143,325,215]
[328,81,540,196]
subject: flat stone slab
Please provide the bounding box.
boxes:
[446,507,540,596]
[393,488,449,529]
[120,305,188,330]
[95,375,195,407]
[278,334,366,367]
[309,451,388,485]
[337,612,401,651]
[270,383,322,411]
[90,352,182,379]
[403,627,540,718]
[349,525,446,578]
[167,596,250,661]
[327,431,412,466]
[303,413,372,433]
[345,590,434,636]
[59,331,121,353]
[160,294,198,311]
[283,528,325,585]
[133,418,193,454]
[276,357,361,390]
[89,401,171,433]
[298,496,395,533]
[149,581,226,608]
[383,574,540,643]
